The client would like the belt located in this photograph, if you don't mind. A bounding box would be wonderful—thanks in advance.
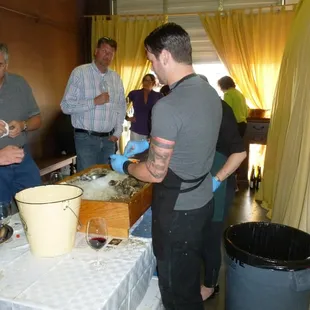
[74,128,114,137]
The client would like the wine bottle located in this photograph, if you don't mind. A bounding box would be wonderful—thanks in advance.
[256,166,262,190]
[250,165,256,190]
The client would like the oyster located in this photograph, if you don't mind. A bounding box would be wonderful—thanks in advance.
[122,177,139,187]
[109,180,119,186]
[109,176,146,198]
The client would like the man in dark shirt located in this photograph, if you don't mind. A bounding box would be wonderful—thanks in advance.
[0,43,41,203]
[198,75,247,300]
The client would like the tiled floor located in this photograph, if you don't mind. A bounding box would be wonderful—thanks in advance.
[203,184,269,310]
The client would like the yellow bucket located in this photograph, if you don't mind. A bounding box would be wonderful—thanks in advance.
[15,185,83,258]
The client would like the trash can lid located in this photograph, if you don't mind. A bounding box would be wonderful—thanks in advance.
[224,221,310,271]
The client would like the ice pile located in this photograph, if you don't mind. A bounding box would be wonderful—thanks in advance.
[67,170,128,201]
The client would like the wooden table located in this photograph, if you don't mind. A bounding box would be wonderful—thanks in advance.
[238,117,270,182]
[36,155,76,176]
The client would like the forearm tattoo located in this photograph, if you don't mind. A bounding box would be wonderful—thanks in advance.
[146,138,174,179]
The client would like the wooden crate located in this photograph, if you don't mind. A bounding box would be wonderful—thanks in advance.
[61,165,153,237]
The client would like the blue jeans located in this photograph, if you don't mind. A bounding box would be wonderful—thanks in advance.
[0,146,41,203]
[74,132,116,172]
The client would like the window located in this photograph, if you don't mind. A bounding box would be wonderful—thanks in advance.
[151,62,229,96]
[193,63,229,96]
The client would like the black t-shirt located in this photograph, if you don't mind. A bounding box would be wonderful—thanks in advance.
[217,100,245,157]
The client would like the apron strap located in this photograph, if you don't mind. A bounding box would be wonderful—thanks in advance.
[162,170,210,193]
[179,172,209,193]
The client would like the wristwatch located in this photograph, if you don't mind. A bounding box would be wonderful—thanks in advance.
[22,120,28,132]
[214,175,221,182]
[123,160,131,175]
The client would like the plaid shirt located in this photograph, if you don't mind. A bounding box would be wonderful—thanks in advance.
[60,62,126,137]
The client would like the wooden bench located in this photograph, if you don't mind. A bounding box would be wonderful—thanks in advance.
[36,155,77,176]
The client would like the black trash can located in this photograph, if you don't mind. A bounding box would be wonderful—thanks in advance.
[224,222,310,310]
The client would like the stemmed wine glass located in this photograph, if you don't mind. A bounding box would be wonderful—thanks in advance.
[86,217,108,270]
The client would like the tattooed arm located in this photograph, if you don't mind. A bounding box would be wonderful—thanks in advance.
[128,136,175,183]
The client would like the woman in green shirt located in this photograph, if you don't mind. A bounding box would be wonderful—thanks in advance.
[218,76,248,137]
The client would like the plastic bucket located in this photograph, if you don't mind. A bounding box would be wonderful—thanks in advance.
[15,184,83,258]
[224,222,310,310]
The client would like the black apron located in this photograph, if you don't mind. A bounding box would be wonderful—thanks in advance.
[151,168,209,258]
[151,73,210,258]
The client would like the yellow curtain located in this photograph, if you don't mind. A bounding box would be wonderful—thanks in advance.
[257,0,310,233]
[199,6,295,110]
[91,16,116,54]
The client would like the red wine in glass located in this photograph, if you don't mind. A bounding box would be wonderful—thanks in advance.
[89,237,107,250]
[86,217,108,270]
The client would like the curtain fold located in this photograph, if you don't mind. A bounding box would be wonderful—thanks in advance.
[114,15,166,96]
[257,0,310,233]
[199,6,295,110]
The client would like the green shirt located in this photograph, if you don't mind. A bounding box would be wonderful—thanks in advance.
[224,88,248,123]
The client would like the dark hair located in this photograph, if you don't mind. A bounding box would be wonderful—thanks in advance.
[218,76,236,90]
[160,85,170,96]
[144,23,192,65]
[143,73,156,84]
[97,37,117,51]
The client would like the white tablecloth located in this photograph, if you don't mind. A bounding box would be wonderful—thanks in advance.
[0,214,156,310]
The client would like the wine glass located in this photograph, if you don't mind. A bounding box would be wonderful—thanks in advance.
[101,79,109,93]
[86,217,108,270]
[0,201,12,227]
[49,171,63,184]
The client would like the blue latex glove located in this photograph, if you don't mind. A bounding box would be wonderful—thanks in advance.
[110,154,128,174]
[123,140,149,158]
[212,176,222,192]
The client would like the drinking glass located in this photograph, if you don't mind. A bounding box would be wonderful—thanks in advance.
[0,201,12,226]
[49,171,63,184]
[100,79,109,93]
[86,217,108,270]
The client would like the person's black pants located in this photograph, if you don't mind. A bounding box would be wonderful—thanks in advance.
[237,122,247,138]
[203,175,236,287]
[154,200,214,310]
[203,221,223,287]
